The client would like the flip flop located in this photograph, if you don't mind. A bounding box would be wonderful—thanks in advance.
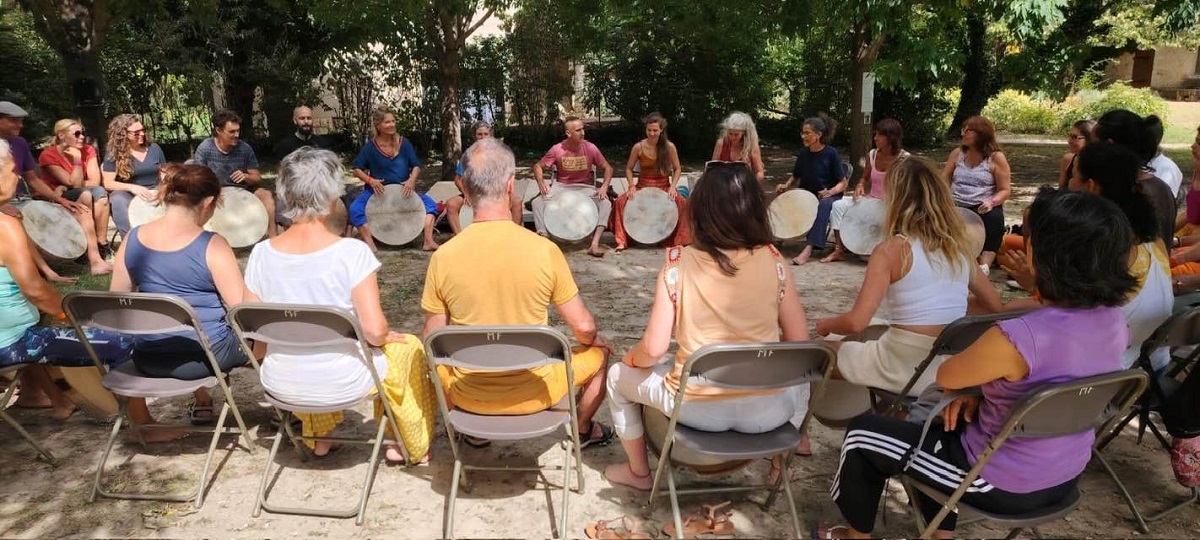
[188,401,216,426]
[663,501,735,538]
[585,515,656,539]
[579,420,616,449]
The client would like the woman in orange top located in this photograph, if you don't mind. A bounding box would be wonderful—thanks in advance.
[603,162,811,492]
[612,113,690,250]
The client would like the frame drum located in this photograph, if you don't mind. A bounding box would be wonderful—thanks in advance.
[426,181,461,203]
[127,191,166,229]
[204,187,269,248]
[840,198,888,255]
[643,405,752,476]
[622,188,679,245]
[56,366,118,417]
[459,203,474,228]
[13,200,86,260]
[326,198,349,236]
[768,189,819,240]
[543,188,599,242]
[365,184,426,246]
[958,207,987,257]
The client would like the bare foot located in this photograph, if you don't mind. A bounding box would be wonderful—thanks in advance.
[791,246,813,265]
[43,271,78,284]
[819,248,846,263]
[614,244,627,253]
[13,397,53,409]
[813,525,868,539]
[89,261,113,275]
[422,241,440,252]
[313,440,339,457]
[50,402,77,420]
[604,462,653,491]
[588,247,609,258]
[795,433,812,456]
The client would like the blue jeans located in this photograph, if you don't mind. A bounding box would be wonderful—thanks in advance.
[0,326,133,368]
[807,193,841,249]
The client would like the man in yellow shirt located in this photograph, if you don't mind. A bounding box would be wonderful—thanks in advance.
[421,137,614,447]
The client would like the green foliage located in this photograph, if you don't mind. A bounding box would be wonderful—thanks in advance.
[501,0,578,126]
[982,82,1170,135]
[0,5,70,141]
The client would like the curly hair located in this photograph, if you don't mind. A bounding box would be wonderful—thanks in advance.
[105,114,143,181]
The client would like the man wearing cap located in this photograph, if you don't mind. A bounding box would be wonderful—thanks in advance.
[0,102,98,280]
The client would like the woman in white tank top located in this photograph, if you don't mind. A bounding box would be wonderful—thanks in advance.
[816,157,1002,395]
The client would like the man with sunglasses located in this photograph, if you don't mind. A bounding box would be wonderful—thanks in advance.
[192,109,277,237]
[531,116,614,257]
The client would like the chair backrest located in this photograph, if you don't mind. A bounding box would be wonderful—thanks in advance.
[678,341,836,392]
[998,370,1148,441]
[1139,305,1200,363]
[840,160,853,182]
[62,291,202,336]
[226,303,365,349]
[423,325,572,371]
[933,310,1030,357]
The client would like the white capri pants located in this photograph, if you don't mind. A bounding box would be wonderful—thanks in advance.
[531,182,612,236]
[829,197,861,231]
[606,361,810,440]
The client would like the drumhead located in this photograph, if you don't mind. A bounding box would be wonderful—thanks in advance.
[204,187,269,248]
[54,366,118,417]
[840,198,888,255]
[365,184,426,246]
[426,181,461,203]
[768,189,819,240]
[543,188,599,242]
[127,191,166,229]
[325,198,348,236]
[460,203,474,228]
[15,200,86,260]
[623,188,679,245]
[958,207,987,257]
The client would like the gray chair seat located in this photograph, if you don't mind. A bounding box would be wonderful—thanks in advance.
[102,361,218,398]
[263,391,364,414]
[447,399,570,441]
[671,423,801,460]
[910,480,1081,528]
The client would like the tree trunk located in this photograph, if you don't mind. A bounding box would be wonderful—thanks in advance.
[63,53,106,150]
[947,7,991,138]
[438,47,462,182]
[848,26,883,185]
[222,71,257,139]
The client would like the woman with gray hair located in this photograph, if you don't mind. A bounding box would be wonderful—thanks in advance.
[776,113,848,265]
[242,147,435,462]
[712,112,765,183]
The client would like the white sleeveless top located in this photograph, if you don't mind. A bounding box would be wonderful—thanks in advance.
[886,237,971,325]
[951,151,996,206]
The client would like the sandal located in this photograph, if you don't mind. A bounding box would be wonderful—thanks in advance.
[579,420,616,449]
[663,501,735,538]
[585,515,656,539]
[811,525,850,539]
[188,401,216,425]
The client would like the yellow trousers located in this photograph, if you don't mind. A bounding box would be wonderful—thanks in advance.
[296,337,436,461]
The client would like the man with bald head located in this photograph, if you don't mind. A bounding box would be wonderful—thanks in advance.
[275,105,332,159]
[422,137,615,448]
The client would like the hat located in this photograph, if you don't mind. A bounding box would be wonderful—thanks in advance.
[0,102,28,118]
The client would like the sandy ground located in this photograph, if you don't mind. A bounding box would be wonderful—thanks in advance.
[1,145,1198,538]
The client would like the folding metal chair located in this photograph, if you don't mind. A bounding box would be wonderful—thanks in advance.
[62,291,255,508]
[869,311,1028,416]
[227,303,409,525]
[1093,305,1200,532]
[0,364,57,465]
[649,341,837,539]
[905,370,1147,539]
[424,325,585,540]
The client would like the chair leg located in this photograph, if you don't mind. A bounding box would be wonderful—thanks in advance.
[353,418,388,525]
[194,403,232,508]
[0,377,58,466]
[901,479,931,537]
[781,462,804,539]
[1096,410,1137,451]
[1145,420,1171,450]
[559,434,571,539]
[253,428,285,518]
[1146,487,1200,522]
[223,391,256,454]
[1003,528,1024,539]
[666,464,685,540]
[90,404,127,502]
[445,459,463,540]
[1093,449,1150,533]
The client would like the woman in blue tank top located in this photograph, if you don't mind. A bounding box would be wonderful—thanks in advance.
[109,163,249,442]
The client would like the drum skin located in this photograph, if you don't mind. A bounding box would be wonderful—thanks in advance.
[365,184,426,246]
[543,188,599,242]
[840,198,888,255]
[203,187,269,248]
[768,189,819,240]
[623,188,679,245]
[127,191,167,229]
[12,200,86,260]
[958,207,986,257]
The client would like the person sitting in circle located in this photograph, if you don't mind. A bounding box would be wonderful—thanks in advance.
[445,121,523,234]
[821,118,909,263]
[32,118,112,274]
[612,112,690,251]
[101,114,167,237]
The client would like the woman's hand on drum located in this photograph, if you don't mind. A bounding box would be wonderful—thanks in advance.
[851,184,865,201]
[998,250,1035,292]
[131,184,155,201]
[384,330,408,344]
[59,199,88,214]
[403,181,416,197]
[367,178,384,195]
[626,184,638,196]
[814,318,833,337]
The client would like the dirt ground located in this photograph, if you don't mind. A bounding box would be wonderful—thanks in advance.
[1,145,1198,538]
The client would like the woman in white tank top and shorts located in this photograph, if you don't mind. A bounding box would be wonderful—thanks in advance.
[816,157,1003,395]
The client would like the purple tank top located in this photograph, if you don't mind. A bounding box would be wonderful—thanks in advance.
[961,306,1128,493]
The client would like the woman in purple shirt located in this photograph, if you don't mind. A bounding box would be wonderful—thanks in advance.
[816,188,1136,539]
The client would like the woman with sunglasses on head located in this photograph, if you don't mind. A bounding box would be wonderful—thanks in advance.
[101,114,167,237]
[776,113,848,265]
[820,118,909,263]
[943,115,1011,276]
[711,112,765,183]
[31,118,111,274]
[603,161,812,496]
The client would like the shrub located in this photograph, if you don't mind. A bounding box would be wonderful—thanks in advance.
[1062,82,1171,129]
[982,90,1059,134]
[981,83,1170,135]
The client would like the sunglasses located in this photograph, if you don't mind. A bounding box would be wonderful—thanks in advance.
[72,130,87,138]
[704,160,748,171]
[129,129,146,136]
[1068,134,1086,141]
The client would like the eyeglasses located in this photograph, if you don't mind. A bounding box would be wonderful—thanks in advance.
[704,160,748,171]
[129,129,146,136]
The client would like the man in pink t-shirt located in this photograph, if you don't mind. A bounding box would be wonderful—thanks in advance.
[532,116,614,257]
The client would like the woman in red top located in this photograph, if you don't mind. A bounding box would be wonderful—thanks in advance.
[613,113,691,251]
[711,112,765,184]
[32,119,112,274]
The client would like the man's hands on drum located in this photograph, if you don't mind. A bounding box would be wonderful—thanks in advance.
[539,182,551,197]
[817,188,836,199]
[59,199,88,214]
[593,187,606,201]
[230,169,249,184]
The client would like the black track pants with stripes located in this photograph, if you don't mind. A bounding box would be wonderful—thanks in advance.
[830,414,1076,533]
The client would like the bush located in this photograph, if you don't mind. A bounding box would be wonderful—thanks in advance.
[981,83,1171,136]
